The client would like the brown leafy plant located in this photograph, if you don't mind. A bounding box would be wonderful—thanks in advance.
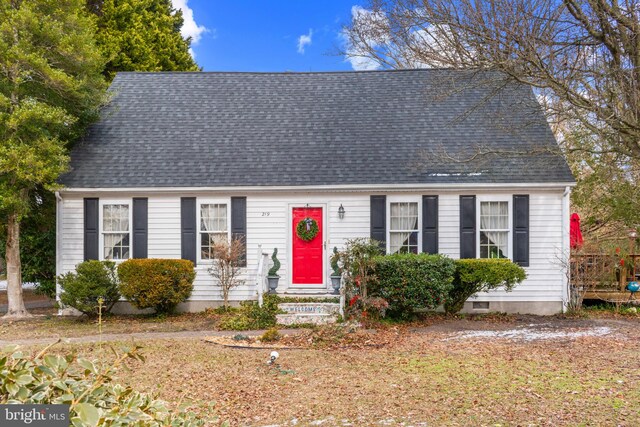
[208,237,246,310]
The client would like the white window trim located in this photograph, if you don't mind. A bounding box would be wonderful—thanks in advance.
[197,198,231,264]
[476,195,512,260]
[386,196,422,254]
[99,199,132,262]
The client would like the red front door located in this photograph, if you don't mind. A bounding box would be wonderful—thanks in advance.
[292,207,324,285]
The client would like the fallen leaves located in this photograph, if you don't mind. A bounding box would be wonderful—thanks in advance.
[8,314,640,426]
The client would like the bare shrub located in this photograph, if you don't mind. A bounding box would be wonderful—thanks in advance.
[208,238,246,309]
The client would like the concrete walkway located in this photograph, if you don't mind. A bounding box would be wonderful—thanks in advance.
[0,328,304,347]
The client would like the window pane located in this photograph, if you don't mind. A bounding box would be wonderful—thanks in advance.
[409,231,418,246]
[389,231,418,254]
[217,205,227,231]
[200,205,212,231]
[408,214,418,230]
[103,205,129,232]
[390,202,418,231]
[201,203,228,259]
[201,233,212,259]
[480,246,488,258]
[201,232,227,259]
[201,204,227,232]
[480,231,508,259]
[390,203,401,229]
[480,201,508,230]
[104,233,129,260]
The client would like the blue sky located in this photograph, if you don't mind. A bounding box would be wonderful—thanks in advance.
[172,0,366,72]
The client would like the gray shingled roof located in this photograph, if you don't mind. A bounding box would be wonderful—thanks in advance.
[60,69,574,188]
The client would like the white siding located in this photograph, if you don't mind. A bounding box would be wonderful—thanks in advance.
[438,194,460,258]
[147,197,181,259]
[57,188,566,307]
[437,190,565,302]
[244,194,370,297]
[58,192,370,302]
[60,196,84,274]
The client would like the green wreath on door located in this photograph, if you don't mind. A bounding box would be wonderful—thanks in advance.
[296,218,319,241]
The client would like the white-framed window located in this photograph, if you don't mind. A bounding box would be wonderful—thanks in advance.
[199,201,229,261]
[388,199,420,254]
[101,203,131,260]
[479,200,510,259]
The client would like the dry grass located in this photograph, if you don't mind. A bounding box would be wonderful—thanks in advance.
[0,311,225,340]
[25,321,640,427]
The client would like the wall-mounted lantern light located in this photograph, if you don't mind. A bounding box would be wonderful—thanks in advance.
[338,204,345,220]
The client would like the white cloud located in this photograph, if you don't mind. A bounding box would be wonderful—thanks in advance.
[346,54,380,71]
[171,0,208,44]
[343,6,385,71]
[297,29,313,54]
[344,5,475,70]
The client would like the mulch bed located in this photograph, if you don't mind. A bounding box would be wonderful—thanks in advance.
[205,324,408,350]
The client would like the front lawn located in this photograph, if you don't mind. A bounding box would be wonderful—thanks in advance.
[15,317,640,426]
[0,311,225,340]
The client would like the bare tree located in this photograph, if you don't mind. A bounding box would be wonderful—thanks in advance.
[343,0,640,231]
[207,238,246,310]
[344,0,639,155]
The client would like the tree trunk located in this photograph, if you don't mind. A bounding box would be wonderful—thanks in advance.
[4,213,30,318]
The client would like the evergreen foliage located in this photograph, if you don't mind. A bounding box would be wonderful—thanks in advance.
[0,0,107,317]
[444,259,526,314]
[91,0,200,81]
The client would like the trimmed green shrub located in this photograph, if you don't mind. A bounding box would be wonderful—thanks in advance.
[218,294,283,330]
[268,248,281,276]
[118,259,195,314]
[58,260,120,316]
[0,344,209,425]
[445,259,527,314]
[370,253,456,319]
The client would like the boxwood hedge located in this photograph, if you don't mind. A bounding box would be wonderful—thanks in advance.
[370,253,456,319]
[117,259,195,314]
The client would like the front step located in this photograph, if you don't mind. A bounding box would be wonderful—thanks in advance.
[276,302,340,326]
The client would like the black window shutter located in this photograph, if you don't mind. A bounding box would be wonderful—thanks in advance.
[513,195,530,267]
[84,198,99,261]
[231,197,247,267]
[132,198,148,259]
[370,195,386,253]
[181,197,197,266]
[460,195,476,259]
[422,195,438,254]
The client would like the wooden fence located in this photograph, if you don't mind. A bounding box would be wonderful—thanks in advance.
[571,253,639,300]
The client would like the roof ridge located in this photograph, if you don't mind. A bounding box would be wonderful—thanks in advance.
[114,68,484,76]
